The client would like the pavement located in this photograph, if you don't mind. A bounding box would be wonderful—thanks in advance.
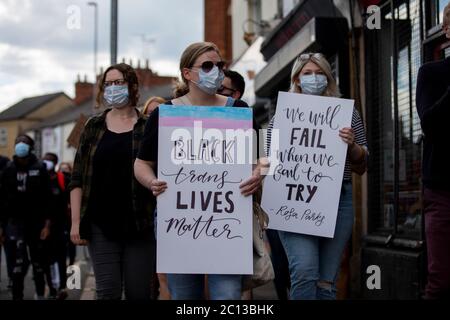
[1,245,278,300]
[0,246,90,300]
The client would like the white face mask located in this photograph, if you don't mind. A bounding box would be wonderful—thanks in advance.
[103,84,130,108]
[190,66,225,95]
[43,160,55,171]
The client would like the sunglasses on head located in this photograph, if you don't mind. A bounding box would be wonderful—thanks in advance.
[192,61,226,73]
[298,52,324,60]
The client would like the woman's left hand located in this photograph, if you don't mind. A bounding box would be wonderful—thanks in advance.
[339,127,355,148]
[240,168,262,197]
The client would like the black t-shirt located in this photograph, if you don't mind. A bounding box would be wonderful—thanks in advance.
[48,172,69,229]
[137,99,261,163]
[416,57,450,191]
[87,129,136,239]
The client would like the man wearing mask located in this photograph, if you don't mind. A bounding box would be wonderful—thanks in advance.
[416,3,450,300]
[42,152,69,299]
[217,69,246,100]
[0,135,52,300]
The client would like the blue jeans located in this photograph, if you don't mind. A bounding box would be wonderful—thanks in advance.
[278,181,354,300]
[167,273,242,300]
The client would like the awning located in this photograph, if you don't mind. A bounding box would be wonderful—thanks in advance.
[254,17,349,98]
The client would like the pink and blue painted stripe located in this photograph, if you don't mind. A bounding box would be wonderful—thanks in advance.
[159,105,253,129]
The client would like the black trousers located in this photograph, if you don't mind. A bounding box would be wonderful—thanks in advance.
[88,223,156,300]
[6,223,49,300]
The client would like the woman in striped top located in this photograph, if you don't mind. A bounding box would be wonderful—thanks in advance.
[267,52,368,300]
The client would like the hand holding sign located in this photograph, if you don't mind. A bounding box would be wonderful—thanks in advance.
[339,127,355,146]
[240,167,262,196]
[150,179,167,196]
[261,92,354,238]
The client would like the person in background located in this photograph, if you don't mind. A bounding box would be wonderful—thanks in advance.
[142,96,169,299]
[217,69,246,100]
[218,69,290,300]
[142,96,166,116]
[415,2,450,300]
[134,42,264,300]
[0,155,11,287]
[267,52,368,300]
[58,162,76,266]
[69,63,156,300]
[42,152,69,300]
[59,162,72,175]
[0,135,52,300]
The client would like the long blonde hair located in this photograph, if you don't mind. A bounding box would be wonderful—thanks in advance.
[142,96,165,115]
[289,52,340,97]
[173,42,222,98]
[444,2,450,27]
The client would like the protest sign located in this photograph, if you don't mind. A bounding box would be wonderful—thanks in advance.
[261,92,354,238]
[157,105,254,274]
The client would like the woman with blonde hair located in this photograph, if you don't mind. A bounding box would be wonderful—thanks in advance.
[134,42,263,300]
[142,96,166,116]
[142,94,168,299]
[266,52,369,300]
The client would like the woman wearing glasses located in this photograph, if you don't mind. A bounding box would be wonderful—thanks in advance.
[134,42,263,300]
[267,53,368,300]
[69,63,156,300]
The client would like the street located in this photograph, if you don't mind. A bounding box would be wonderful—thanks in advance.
[0,246,277,300]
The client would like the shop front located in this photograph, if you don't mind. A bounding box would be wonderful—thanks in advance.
[361,0,449,299]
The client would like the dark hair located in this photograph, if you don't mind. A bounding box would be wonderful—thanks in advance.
[44,152,58,164]
[15,134,35,149]
[96,63,140,107]
[224,70,245,98]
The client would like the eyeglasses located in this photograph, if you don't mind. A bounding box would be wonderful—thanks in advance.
[217,85,236,97]
[103,79,126,88]
[298,53,324,60]
[192,61,226,73]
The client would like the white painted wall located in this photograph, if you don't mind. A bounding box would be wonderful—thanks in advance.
[231,0,279,61]
[282,0,300,17]
[231,0,249,60]
[61,122,76,164]
[34,122,76,165]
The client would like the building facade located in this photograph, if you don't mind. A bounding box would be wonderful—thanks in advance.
[0,92,73,158]
[206,0,450,299]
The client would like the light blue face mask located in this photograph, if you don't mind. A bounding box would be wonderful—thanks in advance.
[299,74,328,95]
[15,142,31,158]
[43,160,55,171]
[103,84,130,108]
[191,65,225,95]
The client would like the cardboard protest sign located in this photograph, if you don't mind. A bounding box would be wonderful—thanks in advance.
[157,105,254,274]
[261,92,354,238]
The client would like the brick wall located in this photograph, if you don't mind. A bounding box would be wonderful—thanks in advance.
[204,0,232,63]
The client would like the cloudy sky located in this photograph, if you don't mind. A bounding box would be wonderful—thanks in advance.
[0,0,204,112]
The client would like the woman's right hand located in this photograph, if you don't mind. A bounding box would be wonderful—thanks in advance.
[70,223,88,246]
[150,179,167,196]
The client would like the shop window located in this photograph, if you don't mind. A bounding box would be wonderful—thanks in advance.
[365,0,423,240]
[438,0,449,24]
